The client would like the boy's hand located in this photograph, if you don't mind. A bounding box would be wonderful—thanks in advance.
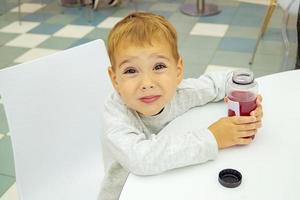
[209,95,263,149]
[250,95,263,122]
[209,116,261,149]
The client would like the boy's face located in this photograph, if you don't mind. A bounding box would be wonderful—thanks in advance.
[108,40,184,116]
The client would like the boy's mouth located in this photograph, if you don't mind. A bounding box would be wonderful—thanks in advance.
[139,95,161,103]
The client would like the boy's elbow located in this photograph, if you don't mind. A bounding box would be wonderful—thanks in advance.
[124,155,163,176]
[126,162,161,176]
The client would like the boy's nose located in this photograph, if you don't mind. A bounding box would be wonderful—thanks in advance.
[142,85,154,90]
[140,74,155,90]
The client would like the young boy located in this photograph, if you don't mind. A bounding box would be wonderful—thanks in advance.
[99,12,263,200]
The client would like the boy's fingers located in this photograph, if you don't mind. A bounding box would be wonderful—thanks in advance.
[257,95,263,101]
[224,96,228,103]
[239,130,257,138]
[250,106,263,118]
[256,95,263,105]
[238,122,262,131]
[236,137,253,145]
[233,116,257,124]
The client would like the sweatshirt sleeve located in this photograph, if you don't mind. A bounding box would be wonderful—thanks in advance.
[103,96,218,176]
[179,71,231,106]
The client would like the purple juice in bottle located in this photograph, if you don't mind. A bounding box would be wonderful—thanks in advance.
[226,70,258,139]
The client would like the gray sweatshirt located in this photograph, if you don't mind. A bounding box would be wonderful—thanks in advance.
[98,71,229,200]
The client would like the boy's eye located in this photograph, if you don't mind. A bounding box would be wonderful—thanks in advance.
[124,68,137,74]
[154,63,167,71]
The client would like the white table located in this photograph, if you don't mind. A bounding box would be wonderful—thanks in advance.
[119,70,300,200]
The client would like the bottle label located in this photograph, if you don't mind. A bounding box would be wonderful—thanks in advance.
[228,99,240,116]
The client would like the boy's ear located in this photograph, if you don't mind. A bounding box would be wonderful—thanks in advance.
[176,57,184,84]
[108,66,119,92]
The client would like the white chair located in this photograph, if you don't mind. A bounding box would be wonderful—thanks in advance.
[0,39,112,200]
[249,0,300,68]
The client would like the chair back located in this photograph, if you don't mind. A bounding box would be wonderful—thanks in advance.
[0,39,112,200]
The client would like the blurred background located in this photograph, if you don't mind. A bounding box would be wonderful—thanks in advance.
[0,0,299,198]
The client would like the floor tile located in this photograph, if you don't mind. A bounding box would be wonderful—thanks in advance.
[149,2,179,12]
[84,28,110,41]
[53,25,94,38]
[190,23,229,37]
[97,16,123,28]
[60,6,89,15]
[198,6,237,24]
[253,69,277,78]
[0,183,18,200]
[251,53,284,71]
[0,32,19,46]
[94,6,119,16]
[263,27,283,42]
[225,25,260,39]
[0,46,29,69]
[215,0,240,7]
[70,12,107,26]
[283,52,298,71]
[0,62,17,70]
[287,29,298,43]
[287,14,298,30]
[238,2,266,17]
[168,12,199,25]
[231,14,263,27]
[5,33,50,48]
[0,136,15,177]
[0,21,40,34]
[111,8,135,17]
[0,104,9,135]
[238,0,269,5]
[22,12,54,22]
[210,50,252,68]
[14,48,59,63]
[183,61,207,78]
[0,175,15,197]
[0,20,13,30]
[150,10,173,19]
[70,37,95,48]
[168,12,198,35]
[10,3,46,13]
[138,0,157,2]
[38,36,77,50]
[180,35,221,50]
[133,1,154,11]
[268,8,283,29]
[257,40,285,55]
[219,37,256,53]
[41,2,65,15]
[205,64,242,74]
[45,14,78,24]
[180,46,215,65]
[263,28,297,43]
[28,23,64,35]
[177,32,188,46]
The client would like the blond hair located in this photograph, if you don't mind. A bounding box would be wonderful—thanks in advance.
[107,12,179,68]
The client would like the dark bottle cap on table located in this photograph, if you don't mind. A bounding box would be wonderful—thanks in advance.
[218,168,242,188]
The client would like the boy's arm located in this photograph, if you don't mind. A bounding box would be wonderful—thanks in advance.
[104,98,218,176]
[180,71,231,106]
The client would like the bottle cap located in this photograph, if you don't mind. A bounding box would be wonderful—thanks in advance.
[232,70,254,85]
[218,168,242,188]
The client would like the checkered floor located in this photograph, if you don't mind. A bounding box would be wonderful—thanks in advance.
[0,0,298,198]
